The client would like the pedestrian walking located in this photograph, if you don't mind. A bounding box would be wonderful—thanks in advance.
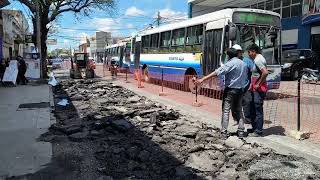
[246,44,269,137]
[231,44,253,125]
[0,59,6,84]
[196,48,249,139]
[17,56,28,85]
[5,58,9,67]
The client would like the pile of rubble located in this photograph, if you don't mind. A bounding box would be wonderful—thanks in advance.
[43,79,320,180]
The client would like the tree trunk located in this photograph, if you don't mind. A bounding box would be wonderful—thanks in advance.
[41,26,49,79]
[32,13,49,78]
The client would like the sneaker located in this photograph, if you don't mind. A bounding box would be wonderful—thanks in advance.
[248,132,263,137]
[247,129,255,134]
[237,131,245,139]
[221,131,228,140]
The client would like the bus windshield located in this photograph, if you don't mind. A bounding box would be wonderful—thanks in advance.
[234,25,280,65]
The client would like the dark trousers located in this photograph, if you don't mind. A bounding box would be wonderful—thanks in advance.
[243,91,266,134]
[17,71,28,84]
[221,88,245,132]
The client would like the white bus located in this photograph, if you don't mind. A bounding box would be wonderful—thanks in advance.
[131,8,282,91]
[105,40,131,69]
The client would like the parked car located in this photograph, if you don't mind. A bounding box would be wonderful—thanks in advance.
[52,58,63,69]
[281,49,318,80]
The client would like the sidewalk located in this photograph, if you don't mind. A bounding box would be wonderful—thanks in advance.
[0,84,53,178]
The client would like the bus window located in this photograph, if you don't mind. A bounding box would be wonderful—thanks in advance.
[142,35,150,53]
[172,28,185,46]
[171,28,186,53]
[131,38,136,54]
[235,26,281,65]
[114,47,116,56]
[160,31,171,53]
[186,25,203,53]
[150,33,159,53]
[203,29,223,75]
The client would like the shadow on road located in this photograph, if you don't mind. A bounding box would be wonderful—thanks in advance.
[8,80,206,180]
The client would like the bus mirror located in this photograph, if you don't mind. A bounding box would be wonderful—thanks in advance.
[228,25,237,41]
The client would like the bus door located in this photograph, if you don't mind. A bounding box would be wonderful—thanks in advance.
[203,28,223,76]
[119,46,124,68]
[134,37,141,69]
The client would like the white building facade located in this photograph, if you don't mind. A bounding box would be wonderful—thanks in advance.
[0,10,29,60]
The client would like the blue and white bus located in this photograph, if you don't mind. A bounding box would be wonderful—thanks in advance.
[130,8,282,91]
[105,39,131,69]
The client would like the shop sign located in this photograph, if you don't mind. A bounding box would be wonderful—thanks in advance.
[303,0,320,17]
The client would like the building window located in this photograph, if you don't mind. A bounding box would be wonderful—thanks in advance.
[263,0,302,19]
[283,0,291,7]
[258,2,265,10]
[274,0,281,9]
[291,3,302,17]
[282,6,291,18]
[251,3,258,9]
[266,0,273,10]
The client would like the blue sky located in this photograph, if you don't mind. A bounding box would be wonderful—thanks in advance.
[6,0,188,51]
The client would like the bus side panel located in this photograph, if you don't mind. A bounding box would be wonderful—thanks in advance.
[139,53,202,83]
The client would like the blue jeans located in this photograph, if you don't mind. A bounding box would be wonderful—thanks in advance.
[243,91,266,134]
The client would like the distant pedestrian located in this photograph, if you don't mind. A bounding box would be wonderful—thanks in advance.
[17,56,28,85]
[196,48,249,139]
[5,58,9,67]
[246,44,269,137]
[231,44,253,125]
[0,59,6,84]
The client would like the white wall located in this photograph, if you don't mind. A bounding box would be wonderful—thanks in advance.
[282,29,299,45]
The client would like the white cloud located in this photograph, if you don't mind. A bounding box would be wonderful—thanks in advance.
[125,6,147,16]
[127,23,134,29]
[156,8,187,20]
[89,18,120,32]
[61,29,77,33]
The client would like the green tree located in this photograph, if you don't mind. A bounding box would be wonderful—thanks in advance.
[17,0,115,77]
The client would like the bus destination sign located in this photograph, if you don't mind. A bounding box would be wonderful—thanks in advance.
[233,12,281,27]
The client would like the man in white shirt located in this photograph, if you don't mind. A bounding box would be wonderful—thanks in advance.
[247,44,269,137]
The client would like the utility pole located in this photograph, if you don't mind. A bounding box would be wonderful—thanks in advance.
[157,11,161,26]
[36,1,43,79]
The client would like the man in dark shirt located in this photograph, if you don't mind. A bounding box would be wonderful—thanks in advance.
[17,56,28,85]
[0,59,6,84]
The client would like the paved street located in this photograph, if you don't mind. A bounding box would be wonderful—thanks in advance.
[3,0,320,178]
[0,84,53,178]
